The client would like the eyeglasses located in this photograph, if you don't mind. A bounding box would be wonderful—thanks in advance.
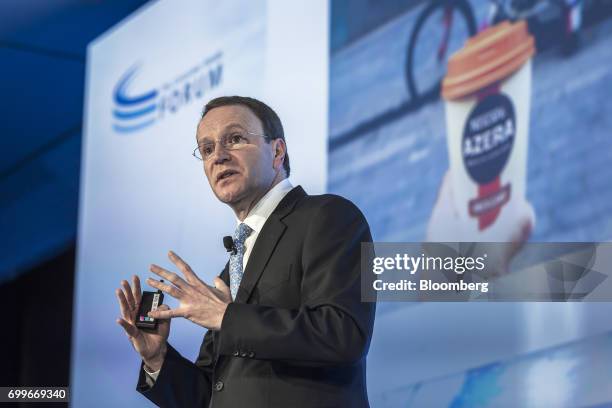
[193,131,266,161]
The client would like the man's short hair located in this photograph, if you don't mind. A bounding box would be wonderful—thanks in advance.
[201,96,290,177]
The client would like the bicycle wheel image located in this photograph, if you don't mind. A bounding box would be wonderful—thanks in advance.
[405,0,477,105]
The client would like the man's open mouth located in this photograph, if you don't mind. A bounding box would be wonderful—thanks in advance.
[217,170,238,182]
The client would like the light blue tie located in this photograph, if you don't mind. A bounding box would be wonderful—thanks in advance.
[229,223,253,300]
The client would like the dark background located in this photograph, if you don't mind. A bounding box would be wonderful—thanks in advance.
[0,1,149,403]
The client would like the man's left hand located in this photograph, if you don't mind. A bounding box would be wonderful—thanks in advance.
[146,250,231,330]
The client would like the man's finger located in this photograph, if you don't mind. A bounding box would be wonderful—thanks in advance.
[121,280,137,309]
[148,307,182,320]
[116,317,139,338]
[147,277,183,299]
[132,275,142,306]
[214,277,231,298]
[155,304,172,326]
[168,251,205,285]
[116,288,133,321]
[149,264,189,290]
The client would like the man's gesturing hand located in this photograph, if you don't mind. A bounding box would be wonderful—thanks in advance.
[146,251,232,331]
[116,275,170,372]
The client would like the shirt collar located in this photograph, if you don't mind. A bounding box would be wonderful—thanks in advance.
[239,178,293,234]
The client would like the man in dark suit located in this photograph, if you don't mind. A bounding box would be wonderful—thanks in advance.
[115,96,375,407]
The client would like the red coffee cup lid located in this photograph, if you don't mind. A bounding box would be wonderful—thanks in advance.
[442,21,535,100]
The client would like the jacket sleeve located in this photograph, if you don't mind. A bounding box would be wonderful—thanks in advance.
[217,197,375,366]
[136,332,215,407]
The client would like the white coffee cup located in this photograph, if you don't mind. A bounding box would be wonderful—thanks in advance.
[442,21,535,241]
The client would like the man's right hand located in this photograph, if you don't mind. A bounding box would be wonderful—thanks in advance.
[116,275,171,372]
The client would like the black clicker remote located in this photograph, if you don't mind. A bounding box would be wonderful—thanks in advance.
[135,282,164,330]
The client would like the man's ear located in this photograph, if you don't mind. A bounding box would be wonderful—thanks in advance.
[273,139,286,169]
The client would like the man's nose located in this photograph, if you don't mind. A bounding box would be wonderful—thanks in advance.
[210,141,230,164]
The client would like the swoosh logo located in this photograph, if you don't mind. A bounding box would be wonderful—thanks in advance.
[112,65,158,133]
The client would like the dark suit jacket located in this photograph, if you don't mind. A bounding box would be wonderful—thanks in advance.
[137,186,375,407]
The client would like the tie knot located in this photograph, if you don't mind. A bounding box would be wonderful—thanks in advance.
[233,223,253,246]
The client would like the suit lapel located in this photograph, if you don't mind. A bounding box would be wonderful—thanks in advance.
[234,186,306,303]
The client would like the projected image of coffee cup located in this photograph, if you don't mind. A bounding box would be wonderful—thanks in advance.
[442,21,535,241]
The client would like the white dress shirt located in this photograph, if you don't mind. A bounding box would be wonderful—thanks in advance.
[240,178,293,268]
[144,178,294,383]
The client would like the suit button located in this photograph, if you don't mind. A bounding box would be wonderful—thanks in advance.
[248,351,255,358]
[213,380,224,392]
[232,350,239,357]
[240,351,248,358]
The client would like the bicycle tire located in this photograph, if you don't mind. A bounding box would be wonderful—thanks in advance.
[405,0,477,104]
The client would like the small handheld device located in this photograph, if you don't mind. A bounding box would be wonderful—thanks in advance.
[135,281,164,330]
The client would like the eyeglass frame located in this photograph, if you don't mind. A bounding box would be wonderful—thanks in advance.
[192,130,268,161]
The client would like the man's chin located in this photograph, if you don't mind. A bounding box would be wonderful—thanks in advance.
[214,186,245,204]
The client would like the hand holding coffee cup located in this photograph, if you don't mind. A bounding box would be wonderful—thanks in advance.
[426,170,535,277]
